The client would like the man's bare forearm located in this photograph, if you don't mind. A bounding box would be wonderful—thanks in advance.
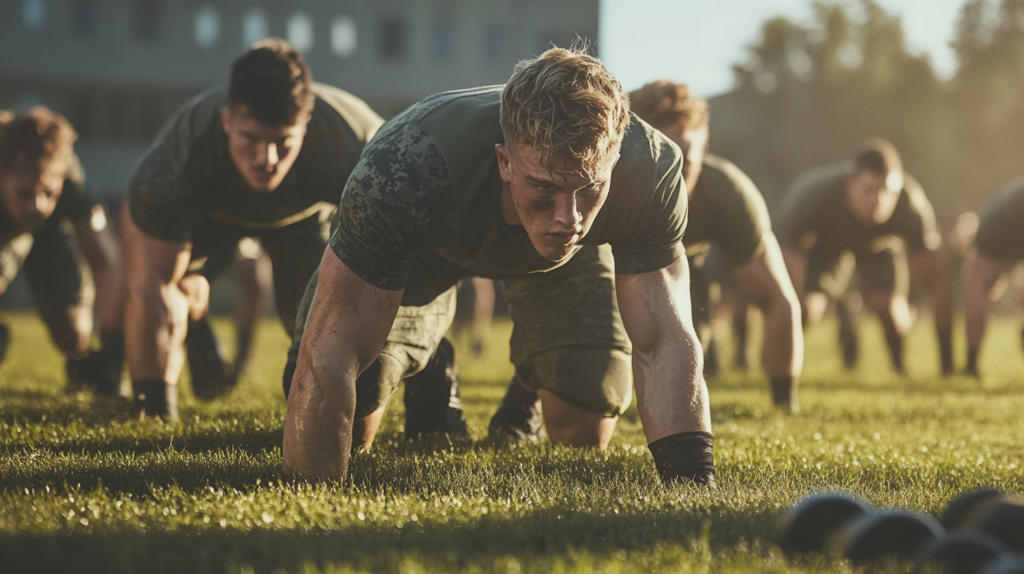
[631,330,711,444]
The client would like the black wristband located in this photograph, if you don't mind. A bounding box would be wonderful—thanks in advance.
[132,379,177,421]
[938,328,953,375]
[770,376,800,413]
[282,359,297,399]
[648,431,716,487]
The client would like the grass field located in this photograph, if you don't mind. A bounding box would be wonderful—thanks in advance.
[1,310,1023,573]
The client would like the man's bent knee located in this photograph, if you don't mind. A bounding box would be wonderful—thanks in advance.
[539,390,617,449]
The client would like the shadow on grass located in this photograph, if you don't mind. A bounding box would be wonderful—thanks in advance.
[0,504,773,574]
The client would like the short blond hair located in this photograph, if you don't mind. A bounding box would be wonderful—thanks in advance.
[500,47,629,175]
[0,106,77,178]
[629,80,709,132]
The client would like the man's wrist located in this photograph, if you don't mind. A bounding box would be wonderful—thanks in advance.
[648,431,716,487]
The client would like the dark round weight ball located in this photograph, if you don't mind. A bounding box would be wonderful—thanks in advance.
[967,499,1024,553]
[775,492,873,557]
[942,489,1005,531]
[842,511,943,565]
[913,532,1010,574]
[977,557,1024,574]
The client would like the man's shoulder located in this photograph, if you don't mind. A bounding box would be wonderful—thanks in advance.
[789,162,849,198]
[698,154,758,195]
[391,86,504,143]
[309,83,384,143]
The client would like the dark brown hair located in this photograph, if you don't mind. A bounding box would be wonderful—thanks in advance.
[853,138,902,177]
[229,38,314,126]
[0,106,77,177]
[629,80,709,132]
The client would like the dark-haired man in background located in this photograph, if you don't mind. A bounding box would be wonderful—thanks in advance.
[0,107,124,394]
[123,39,404,421]
[776,140,953,374]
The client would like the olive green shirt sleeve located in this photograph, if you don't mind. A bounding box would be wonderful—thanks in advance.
[602,122,688,275]
[127,95,214,243]
[775,170,832,251]
[974,177,1024,263]
[892,173,941,254]
[695,156,771,266]
[53,153,98,226]
[329,123,460,290]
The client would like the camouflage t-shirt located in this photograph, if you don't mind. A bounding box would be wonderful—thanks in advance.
[776,163,941,258]
[683,153,771,265]
[128,83,383,243]
[974,176,1024,263]
[329,86,688,292]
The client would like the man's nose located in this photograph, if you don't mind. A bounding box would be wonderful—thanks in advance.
[553,193,581,228]
[255,143,279,167]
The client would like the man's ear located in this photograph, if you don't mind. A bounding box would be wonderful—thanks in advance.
[495,143,512,183]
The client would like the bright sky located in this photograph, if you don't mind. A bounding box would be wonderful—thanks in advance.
[599,0,967,97]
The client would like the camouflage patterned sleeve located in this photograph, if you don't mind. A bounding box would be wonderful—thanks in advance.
[127,100,211,244]
[606,128,688,275]
[897,173,941,254]
[329,122,460,291]
[973,177,1024,263]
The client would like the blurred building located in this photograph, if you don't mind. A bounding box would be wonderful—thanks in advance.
[1,0,599,199]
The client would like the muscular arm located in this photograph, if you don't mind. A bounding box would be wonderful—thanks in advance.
[74,206,124,335]
[283,250,403,479]
[733,233,803,380]
[121,208,193,383]
[963,251,1006,373]
[616,256,710,444]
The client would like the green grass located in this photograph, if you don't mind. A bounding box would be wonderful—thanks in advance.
[1,310,1023,573]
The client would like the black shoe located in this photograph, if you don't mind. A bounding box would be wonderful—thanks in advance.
[186,317,235,401]
[132,379,178,422]
[488,377,542,443]
[66,350,122,396]
[404,338,469,439]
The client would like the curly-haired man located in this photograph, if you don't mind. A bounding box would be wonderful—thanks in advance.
[0,107,124,393]
[284,48,715,486]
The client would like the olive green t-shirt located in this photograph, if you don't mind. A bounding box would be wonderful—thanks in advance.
[128,83,383,242]
[329,86,688,292]
[975,176,1024,263]
[776,163,940,257]
[683,153,770,265]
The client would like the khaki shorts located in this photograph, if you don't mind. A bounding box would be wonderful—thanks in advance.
[288,244,634,418]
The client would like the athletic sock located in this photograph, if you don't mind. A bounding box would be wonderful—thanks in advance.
[839,315,859,369]
[937,328,953,375]
[886,334,905,374]
[97,331,126,396]
[966,347,980,377]
[648,431,716,487]
[0,323,9,364]
[770,376,800,413]
[132,380,177,421]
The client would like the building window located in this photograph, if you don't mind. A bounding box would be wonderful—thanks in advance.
[133,1,161,43]
[331,16,357,57]
[242,8,269,48]
[431,22,455,62]
[287,12,313,52]
[71,0,97,37]
[194,5,220,48]
[483,27,507,62]
[22,0,46,31]
[378,17,407,61]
